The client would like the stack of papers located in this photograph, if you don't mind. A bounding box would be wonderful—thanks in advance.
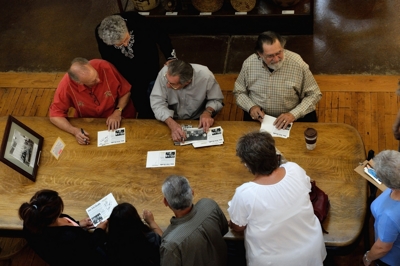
[260,115,292,138]
[174,125,224,148]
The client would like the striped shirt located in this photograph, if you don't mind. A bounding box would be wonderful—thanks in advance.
[233,50,322,119]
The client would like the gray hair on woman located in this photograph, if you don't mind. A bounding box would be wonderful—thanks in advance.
[236,131,279,176]
[167,60,193,84]
[162,175,193,210]
[374,150,400,189]
[98,15,128,45]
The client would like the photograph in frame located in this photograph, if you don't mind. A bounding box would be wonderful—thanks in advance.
[0,116,44,181]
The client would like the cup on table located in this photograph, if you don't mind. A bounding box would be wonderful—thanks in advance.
[304,128,317,150]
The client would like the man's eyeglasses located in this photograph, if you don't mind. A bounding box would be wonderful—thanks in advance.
[163,73,181,90]
[263,50,283,60]
[88,89,100,106]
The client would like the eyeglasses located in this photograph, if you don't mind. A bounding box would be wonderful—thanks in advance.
[114,33,130,47]
[87,89,100,106]
[262,50,283,60]
[163,73,181,90]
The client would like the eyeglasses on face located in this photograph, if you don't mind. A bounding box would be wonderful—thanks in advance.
[163,73,181,90]
[263,50,283,60]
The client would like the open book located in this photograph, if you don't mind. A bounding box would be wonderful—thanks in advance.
[86,193,118,226]
[174,125,224,148]
[260,115,292,138]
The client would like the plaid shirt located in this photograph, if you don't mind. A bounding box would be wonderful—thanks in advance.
[233,50,322,119]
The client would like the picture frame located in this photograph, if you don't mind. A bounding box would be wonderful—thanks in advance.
[0,116,44,181]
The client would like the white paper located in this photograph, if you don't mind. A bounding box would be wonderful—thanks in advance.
[146,150,176,168]
[192,126,224,148]
[86,193,118,226]
[260,115,292,138]
[50,137,66,160]
[97,128,126,147]
[174,125,224,147]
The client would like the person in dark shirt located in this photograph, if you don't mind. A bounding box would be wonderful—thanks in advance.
[107,203,163,266]
[18,189,108,266]
[96,12,177,119]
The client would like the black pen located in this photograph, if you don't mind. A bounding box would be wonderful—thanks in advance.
[81,128,88,143]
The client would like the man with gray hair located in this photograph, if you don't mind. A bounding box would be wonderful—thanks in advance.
[234,31,322,129]
[160,175,228,266]
[96,12,177,119]
[150,60,224,142]
[49,57,136,145]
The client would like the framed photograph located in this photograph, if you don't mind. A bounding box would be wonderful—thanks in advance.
[0,116,44,181]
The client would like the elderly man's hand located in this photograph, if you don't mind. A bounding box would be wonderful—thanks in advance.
[106,111,122,131]
[249,106,265,122]
[198,112,214,132]
[274,113,295,129]
[166,118,186,143]
[74,127,90,145]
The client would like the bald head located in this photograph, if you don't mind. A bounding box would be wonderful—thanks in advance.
[67,58,99,87]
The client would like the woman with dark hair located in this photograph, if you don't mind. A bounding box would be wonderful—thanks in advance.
[18,189,108,266]
[363,150,400,266]
[227,131,326,265]
[107,203,162,266]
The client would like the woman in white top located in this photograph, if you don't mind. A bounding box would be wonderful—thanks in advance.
[228,131,326,266]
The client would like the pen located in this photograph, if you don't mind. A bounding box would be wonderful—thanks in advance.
[81,128,87,144]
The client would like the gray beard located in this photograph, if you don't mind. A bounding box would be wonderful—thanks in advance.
[267,57,284,71]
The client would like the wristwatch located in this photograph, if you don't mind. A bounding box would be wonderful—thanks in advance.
[115,107,123,112]
[204,109,213,116]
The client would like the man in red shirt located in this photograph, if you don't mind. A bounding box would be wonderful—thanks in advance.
[49,57,136,145]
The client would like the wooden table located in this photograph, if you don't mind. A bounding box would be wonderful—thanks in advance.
[0,117,366,249]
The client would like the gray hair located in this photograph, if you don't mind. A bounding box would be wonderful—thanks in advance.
[374,150,400,189]
[167,60,193,84]
[68,57,89,82]
[255,31,286,54]
[162,175,193,210]
[98,15,128,45]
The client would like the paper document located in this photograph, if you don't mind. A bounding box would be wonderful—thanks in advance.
[192,126,224,148]
[97,128,126,147]
[260,115,292,138]
[86,193,118,227]
[146,150,176,168]
[174,125,224,147]
[50,137,66,160]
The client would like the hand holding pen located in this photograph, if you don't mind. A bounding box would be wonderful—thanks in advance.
[79,128,90,145]
[249,106,265,122]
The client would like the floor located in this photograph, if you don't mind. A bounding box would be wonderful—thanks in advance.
[0,0,398,265]
[0,0,400,75]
